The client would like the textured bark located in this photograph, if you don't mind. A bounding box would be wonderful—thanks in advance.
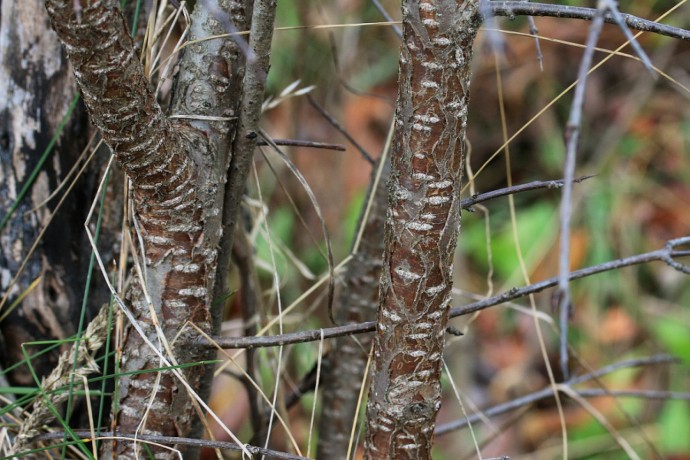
[0,0,97,386]
[214,0,276,309]
[363,1,481,459]
[167,0,253,450]
[169,0,251,262]
[42,1,247,458]
[317,160,389,459]
[209,0,277,445]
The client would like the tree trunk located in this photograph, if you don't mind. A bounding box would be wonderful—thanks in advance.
[363,1,481,458]
[317,159,390,459]
[0,0,104,387]
[42,1,264,457]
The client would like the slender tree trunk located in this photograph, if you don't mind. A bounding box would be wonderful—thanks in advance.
[363,1,481,458]
[317,159,390,459]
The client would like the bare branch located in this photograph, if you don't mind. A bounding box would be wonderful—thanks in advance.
[197,239,689,350]
[489,1,690,42]
[574,389,690,400]
[435,354,681,436]
[557,2,606,381]
[32,431,310,460]
[600,0,654,73]
[520,0,544,70]
[257,138,346,151]
[214,0,278,312]
[307,95,376,165]
[460,175,594,210]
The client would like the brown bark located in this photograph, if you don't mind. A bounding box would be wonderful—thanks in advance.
[166,0,253,450]
[363,1,481,459]
[214,0,276,307]
[41,1,249,458]
[317,160,389,459]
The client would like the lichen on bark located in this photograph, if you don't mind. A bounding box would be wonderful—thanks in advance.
[363,1,481,458]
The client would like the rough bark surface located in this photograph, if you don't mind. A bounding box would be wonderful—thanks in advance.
[363,1,480,458]
[0,0,96,385]
[42,1,246,457]
[214,0,276,311]
[317,161,389,460]
[167,0,252,449]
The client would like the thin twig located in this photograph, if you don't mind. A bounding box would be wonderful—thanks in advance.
[489,1,690,42]
[574,389,690,400]
[214,0,277,318]
[558,3,606,381]
[256,138,346,151]
[198,239,689,349]
[520,0,544,70]
[460,175,594,210]
[435,354,680,436]
[601,0,654,74]
[307,95,376,165]
[32,431,310,460]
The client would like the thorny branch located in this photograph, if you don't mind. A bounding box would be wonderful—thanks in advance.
[556,0,657,381]
[461,175,593,211]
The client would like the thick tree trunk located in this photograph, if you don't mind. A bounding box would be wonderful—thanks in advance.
[363,1,481,458]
